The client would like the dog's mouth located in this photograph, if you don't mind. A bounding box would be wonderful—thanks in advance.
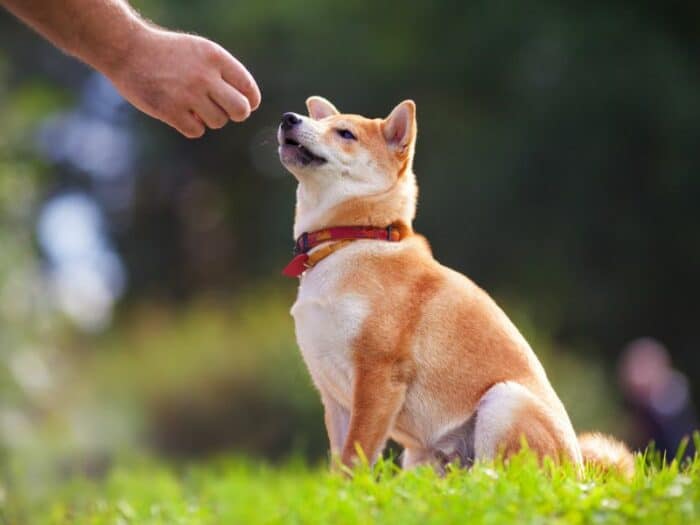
[280,138,327,166]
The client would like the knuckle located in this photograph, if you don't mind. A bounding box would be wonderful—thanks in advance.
[201,41,222,63]
[188,72,208,90]
[207,48,222,64]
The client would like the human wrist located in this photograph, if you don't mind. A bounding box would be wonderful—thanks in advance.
[88,13,153,80]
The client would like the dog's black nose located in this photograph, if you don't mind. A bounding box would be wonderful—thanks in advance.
[281,112,301,130]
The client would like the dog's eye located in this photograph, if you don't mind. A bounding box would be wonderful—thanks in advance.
[336,129,357,140]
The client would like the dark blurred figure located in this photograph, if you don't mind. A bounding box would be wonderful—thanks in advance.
[619,338,697,459]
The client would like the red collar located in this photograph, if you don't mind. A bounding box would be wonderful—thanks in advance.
[282,225,402,278]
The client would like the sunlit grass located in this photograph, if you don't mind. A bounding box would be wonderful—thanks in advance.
[5,444,700,525]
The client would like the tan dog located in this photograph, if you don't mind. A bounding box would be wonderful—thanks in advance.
[277,97,633,476]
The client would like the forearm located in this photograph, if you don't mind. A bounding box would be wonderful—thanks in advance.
[3,0,261,135]
[2,0,149,74]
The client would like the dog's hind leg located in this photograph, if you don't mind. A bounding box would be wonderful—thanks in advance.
[473,381,581,465]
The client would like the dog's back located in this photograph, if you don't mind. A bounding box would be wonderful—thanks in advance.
[279,96,632,474]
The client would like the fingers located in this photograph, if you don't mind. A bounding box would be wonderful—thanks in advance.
[192,95,230,130]
[218,53,261,111]
[175,84,249,138]
[168,38,261,137]
[191,112,205,127]
[174,111,206,139]
[209,80,251,122]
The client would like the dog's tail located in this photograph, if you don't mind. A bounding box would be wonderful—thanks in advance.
[578,432,635,478]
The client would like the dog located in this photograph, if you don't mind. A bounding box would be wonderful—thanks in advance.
[277,96,633,476]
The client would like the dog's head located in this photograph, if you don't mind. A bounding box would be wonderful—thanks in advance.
[278,97,418,236]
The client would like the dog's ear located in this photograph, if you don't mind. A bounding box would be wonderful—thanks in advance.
[306,96,340,120]
[382,100,416,153]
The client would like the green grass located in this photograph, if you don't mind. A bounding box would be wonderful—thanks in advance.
[5,449,700,525]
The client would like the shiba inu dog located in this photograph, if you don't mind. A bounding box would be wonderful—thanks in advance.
[277,96,633,476]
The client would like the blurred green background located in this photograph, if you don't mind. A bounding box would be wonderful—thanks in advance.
[1,0,699,492]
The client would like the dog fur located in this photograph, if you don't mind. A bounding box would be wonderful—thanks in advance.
[277,96,633,476]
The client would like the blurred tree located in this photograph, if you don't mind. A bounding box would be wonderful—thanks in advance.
[0,51,72,462]
[1,0,699,459]
[121,0,700,366]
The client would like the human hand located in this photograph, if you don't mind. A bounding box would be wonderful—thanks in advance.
[107,26,261,138]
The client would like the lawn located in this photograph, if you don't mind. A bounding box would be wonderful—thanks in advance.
[5,446,700,525]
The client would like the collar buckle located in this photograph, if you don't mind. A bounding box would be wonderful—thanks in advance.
[294,232,309,255]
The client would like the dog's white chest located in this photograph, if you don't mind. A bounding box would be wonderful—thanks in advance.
[290,262,368,407]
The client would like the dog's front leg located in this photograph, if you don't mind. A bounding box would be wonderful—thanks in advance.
[341,362,408,468]
[320,389,349,459]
